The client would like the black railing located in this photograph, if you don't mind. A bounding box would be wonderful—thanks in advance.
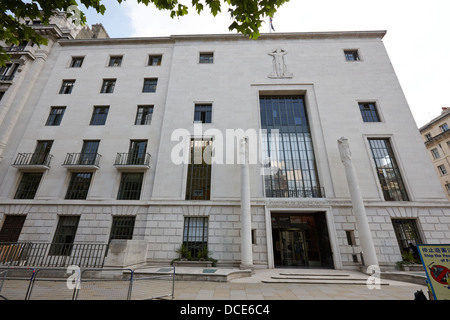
[12,152,53,167]
[265,186,325,198]
[63,153,101,167]
[3,46,26,52]
[0,75,14,81]
[0,242,108,268]
[114,152,151,166]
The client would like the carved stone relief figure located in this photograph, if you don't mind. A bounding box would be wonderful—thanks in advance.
[268,48,293,78]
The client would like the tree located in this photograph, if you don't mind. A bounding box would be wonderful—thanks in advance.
[0,0,289,66]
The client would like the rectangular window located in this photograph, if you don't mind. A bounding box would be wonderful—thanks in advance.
[14,172,43,199]
[344,50,360,61]
[65,172,93,200]
[135,105,153,125]
[424,133,432,141]
[79,140,100,165]
[185,138,212,200]
[260,95,323,198]
[0,92,5,101]
[101,79,116,93]
[439,123,449,132]
[90,106,109,125]
[128,140,148,165]
[45,107,66,126]
[30,140,53,165]
[431,148,440,159]
[183,217,208,257]
[368,138,409,201]
[199,52,214,64]
[194,104,212,123]
[117,172,144,200]
[59,80,75,94]
[108,55,123,67]
[392,219,423,257]
[0,63,19,80]
[109,216,136,242]
[0,215,26,243]
[438,164,447,176]
[49,216,80,256]
[70,57,84,68]
[142,78,157,93]
[359,102,381,122]
[148,55,162,66]
[446,183,450,194]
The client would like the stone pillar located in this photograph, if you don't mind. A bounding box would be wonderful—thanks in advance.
[240,138,253,270]
[337,137,378,267]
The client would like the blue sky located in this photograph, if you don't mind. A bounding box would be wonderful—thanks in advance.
[81,0,450,128]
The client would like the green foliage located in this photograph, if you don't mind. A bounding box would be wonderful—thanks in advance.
[1,0,289,65]
[172,244,217,266]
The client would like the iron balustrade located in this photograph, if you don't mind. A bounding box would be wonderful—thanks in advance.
[63,153,102,167]
[0,75,14,81]
[3,46,26,52]
[0,242,108,268]
[12,152,53,167]
[265,186,325,198]
[114,152,151,166]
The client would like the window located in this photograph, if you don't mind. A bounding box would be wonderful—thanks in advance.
[148,55,162,66]
[79,140,100,165]
[183,217,208,257]
[368,139,409,201]
[345,230,356,246]
[142,78,157,93]
[439,123,449,132]
[0,91,5,101]
[59,80,75,94]
[0,63,19,80]
[260,95,323,198]
[135,105,153,125]
[199,52,214,64]
[445,183,450,194]
[45,107,66,126]
[0,215,26,243]
[70,57,84,68]
[49,216,80,256]
[65,172,93,199]
[30,140,53,165]
[109,216,135,241]
[359,102,381,122]
[128,140,148,165]
[194,104,212,123]
[424,133,432,141]
[14,172,43,199]
[90,106,109,125]
[431,148,440,159]
[438,164,447,176]
[344,50,360,61]
[101,79,116,93]
[108,55,123,67]
[117,172,144,200]
[392,219,423,257]
[185,138,212,200]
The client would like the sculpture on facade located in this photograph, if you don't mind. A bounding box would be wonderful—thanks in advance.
[268,48,293,78]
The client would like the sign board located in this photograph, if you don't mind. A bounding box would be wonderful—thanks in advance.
[417,244,450,300]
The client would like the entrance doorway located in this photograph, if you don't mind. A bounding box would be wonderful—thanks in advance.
[271,212,333,268]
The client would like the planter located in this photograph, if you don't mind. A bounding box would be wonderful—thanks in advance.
[398,264,424,272]
[173,260,213,267]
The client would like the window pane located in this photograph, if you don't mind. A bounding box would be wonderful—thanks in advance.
[142,78,157,92]
[90,106,109,125]
[199,53,214,63]
[185,139,212,200]
[392,219,422,258]
[101,79,116,93]
[109,216,135,241]
[14,172,43,199]
[117,173,144,200]
[45,107,66,126]
[183,217,208,257]
[0,215,26,243]
[108,56,122,67]
[359,103,380,122]
[148,55,162,66]
[70,57,84,68]
[135,105,153,125]
[65,172,93,199]
[59,80,75,94]
[49,216,80,256]
[194,104,212,123]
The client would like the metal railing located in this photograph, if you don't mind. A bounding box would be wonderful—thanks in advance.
[0,266,175,300]
[114,152,151,166]
[265,186,326,198]
[3,46,26,52]
[63,153,102,167]
[12,152,53,167]
[0,75,14,81]
[0,242,108,268]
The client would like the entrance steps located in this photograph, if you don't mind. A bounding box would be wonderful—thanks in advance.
[261,271,390,285]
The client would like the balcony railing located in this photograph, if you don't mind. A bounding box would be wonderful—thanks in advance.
[0,75,14,81]
[3,46,26,52]
[11,152,53,169]
[265,186,326,198]
[114,152,151,169]
[62,153,102,169]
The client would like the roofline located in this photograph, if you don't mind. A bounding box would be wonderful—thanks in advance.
[419,109,450,132]
[59,30,387,46]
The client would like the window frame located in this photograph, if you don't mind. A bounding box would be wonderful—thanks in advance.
[65,172,93,200]
[438,164,448,176]
[142,78,158,93]
[148,54,162,66]
[14,172,44,199]
[70,57,84,68]
[117,172,144,200]
[49,215,80,256]
[199,52,214,64]
[185,138,212,200]
[100,79,116,94]
[358,102,381,122]
[183,217,209,257]
[89,106,109,126]
[45,106,66,126]
[108,55,123,67]
[59,80,75,94]
[194,104,212,123]
[109,216,136,242]
[344,49,360,61]
[135,105,154,125]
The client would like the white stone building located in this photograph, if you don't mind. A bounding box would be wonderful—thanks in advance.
[0,13,448,270]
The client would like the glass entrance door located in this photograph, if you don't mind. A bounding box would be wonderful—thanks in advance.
[279,229,307,266]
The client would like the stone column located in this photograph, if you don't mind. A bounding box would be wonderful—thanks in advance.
[240,138,253,270]
[337,137,378,267]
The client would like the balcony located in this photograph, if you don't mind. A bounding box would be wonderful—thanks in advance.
[265,186,326,198]
[62,152,101,170]
[114,152,151,171]
[11,152,53,170]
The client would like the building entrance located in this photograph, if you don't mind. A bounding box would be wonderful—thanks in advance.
[271,212,333,268]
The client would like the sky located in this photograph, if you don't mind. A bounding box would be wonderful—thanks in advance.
[81,0,450,128]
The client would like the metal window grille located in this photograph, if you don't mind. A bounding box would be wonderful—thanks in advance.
[199,53,214,64]
[59,80,75,94]
[65,172,93,200]
[368,138,409,201]
[101,79,116,93]
[117,173,144,200]
[359,102,380,122]
[194,104,212,123]
[109,216,136,241]
[0,215,26,242]
[49,216,80,256]
[185,139,212,200]
[183,217,208,257]
[90,106,109,125]
[108,56,123,67]
[45,107,66,126]
[142,78,157,92]
[392,219,423,255]
[260,95,323,198]
[135,106,153,125]
[344,50,359,61]
[14,172,43,199]
[70,57,84,68]
[148,55,162,66]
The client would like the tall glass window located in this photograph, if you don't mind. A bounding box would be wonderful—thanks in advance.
[368,138,409,201]
[259,95,322,198]
[185,138,212,200]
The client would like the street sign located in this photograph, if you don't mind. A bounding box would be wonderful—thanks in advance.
[417,244,450,300]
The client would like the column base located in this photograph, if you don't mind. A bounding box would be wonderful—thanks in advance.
[240,264,255,274]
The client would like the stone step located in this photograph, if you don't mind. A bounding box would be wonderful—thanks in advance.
[262,273,389,285]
